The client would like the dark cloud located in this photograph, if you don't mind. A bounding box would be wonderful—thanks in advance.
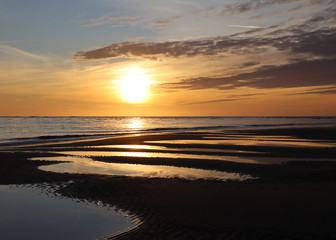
[220,0,331,16]
[265,5,336,37]
[172,58,336,90]
[220,0,297,15]
[294,87,336,95]
[241,61,260,67]
[177,93,261,105]
[229,24,279,37]
[273,28,336,58]
[73,26,336,61]
[178,98,240,105]
[72,36,267,61]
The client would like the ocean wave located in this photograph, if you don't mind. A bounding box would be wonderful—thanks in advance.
[0,133,119,148]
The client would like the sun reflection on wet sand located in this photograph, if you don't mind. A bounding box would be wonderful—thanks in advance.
[56,151,258,164]
[87,144,261,154]
[88,145,166,150]
[30,156,255,181]
[145,137,336,148]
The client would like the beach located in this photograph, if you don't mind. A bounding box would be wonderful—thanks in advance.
[3,0,336,237]
[1,126,336,239]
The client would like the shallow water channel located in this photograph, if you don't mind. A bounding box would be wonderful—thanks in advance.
[30,155,255,181]
[0,185,137,240]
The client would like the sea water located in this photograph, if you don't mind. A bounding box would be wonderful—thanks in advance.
[0,116,335,147]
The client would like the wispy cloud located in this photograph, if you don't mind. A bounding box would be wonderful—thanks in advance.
[85,14,183,29]
[291,86,336,95]
[146,16,181,28]
[84,15,141,27]
[0,44,48,61]
[241,62,260,67]
[178,93,261,105]
[219,0,332,16]
[178,98,241,105]
[229,25,265,29]
[191,7,215,15]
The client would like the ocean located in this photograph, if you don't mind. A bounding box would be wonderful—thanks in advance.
[1,116,335,147]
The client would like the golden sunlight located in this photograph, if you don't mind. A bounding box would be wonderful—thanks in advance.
[127,118,144,129]
[118,67,152,103]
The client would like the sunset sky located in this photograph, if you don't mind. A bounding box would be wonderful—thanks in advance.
[1,0,335,116]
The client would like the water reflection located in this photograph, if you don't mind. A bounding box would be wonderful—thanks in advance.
[57,151,258,164]
[89,145,166,150]
[89,144,261,154]
[126,118,144,130]
[145,137,336,148]
[30,156,255,181]
[0,185,137,240]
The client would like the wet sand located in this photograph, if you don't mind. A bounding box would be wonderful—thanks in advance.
[1,126,336,239]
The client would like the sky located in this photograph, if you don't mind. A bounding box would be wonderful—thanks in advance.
[0,0,335,116]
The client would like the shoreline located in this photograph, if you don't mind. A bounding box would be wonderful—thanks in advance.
[1,126,336,239]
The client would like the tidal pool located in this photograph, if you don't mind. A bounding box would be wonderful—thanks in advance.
[56,150,258,164]
[30,156,256,181]
[0,185,138,240]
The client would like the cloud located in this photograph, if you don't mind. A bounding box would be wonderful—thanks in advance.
[72,36,269,61]
[178,93,262,105]
[84,15,140,27]
[273,28,336,58]
[73,1,336,62]
[219,0,332,16]
[220,0,297,15]
[293,87,336,95]
[191,7,215,15]
[171,58,336,90]
[229,25,265,29]
[85,14,183,29]
[241,62,260,67]
[73,25,336,61]
[0,44,48,61]
[145,16,181,28]
[72,3,336,97]
[286,4,305,13]
[178,98,241,105]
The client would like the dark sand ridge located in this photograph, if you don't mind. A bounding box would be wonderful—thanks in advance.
[1,127,336,239]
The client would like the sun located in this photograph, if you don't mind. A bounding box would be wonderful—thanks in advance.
[118,67,152,103]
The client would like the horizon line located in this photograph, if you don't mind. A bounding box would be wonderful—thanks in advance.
[0,115,335,118]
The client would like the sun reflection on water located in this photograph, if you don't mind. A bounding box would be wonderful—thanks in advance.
[56,151,258,164]
[91,145,165,150]
[29,156,256,181]
[127,118,144,130]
